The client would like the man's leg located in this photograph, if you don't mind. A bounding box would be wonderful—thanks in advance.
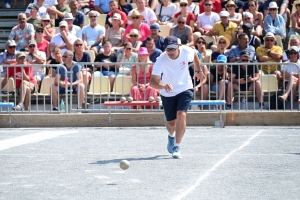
[175,111,186,144]
[76,84,85,108]
[52,84,59,108]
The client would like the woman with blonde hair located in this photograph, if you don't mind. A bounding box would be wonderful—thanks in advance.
[225,1,242,25]
[130,47,158,108]
[211,36,230,63]
[104,13,125,52]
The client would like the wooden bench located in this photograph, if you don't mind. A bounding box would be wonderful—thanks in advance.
[104,101,160,126]
[190,100,226,127]
[0,102,14,127]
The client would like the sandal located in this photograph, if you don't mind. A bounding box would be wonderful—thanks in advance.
[12,104,23,111]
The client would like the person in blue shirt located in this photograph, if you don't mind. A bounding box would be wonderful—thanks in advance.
[228,33,256,62]
[142,24,165,52]
[95,0,110,14]
[144,37,162,63]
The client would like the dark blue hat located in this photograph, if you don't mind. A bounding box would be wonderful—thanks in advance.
[164,36,179,49]
[150,23,161,32]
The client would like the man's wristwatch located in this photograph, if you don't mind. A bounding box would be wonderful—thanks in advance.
[195,70,203,74]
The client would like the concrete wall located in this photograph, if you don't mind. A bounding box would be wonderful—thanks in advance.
[1,112,300,127]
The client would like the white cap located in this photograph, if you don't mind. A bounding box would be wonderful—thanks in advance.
[219,11,229,17]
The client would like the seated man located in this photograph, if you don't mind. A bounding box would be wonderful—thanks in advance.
[142,24,165,52]
[69,0,85,28]
[282,37,300,62]
[196,0,220,34]
[47,0,71,27]
[1,52,36,111]
[228,50,264,109]
[228,33,256,62]
[0,40,17,77]
[59,13,82,39]
[51,50,85,110]
[26,4,41,29]
[169,16,194,47]
[144,37,162,63]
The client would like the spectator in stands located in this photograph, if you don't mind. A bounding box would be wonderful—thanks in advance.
[174,0,195,31]
[27,4,41,29]
[127,0,157,26]
[124,29,143,53]
[170,16,193,47]
[210,55,231,108]
[279,46,300,103]
[142,24,165,52]
[78,0,95,15]
[4,52,36,111]
[222,0,244,13]
[48,47,62,76]
[196,0,220,35]
[239,12,263,37]
[144,37,162,63]
[148,0,159,10]
[117,42,138,75]
[105,0,127,29]
[211,36,230,62]
[229,50,264,109]
[94,41,117,92]
[264,0,288,23]
[49,21,77,58]
[237,19,261,50]
[193,63,209,102]
[246,0,263,27]
[35,27,49,58]
[52,50,85,110]
[195,37,210,63]
[0,40,17,77]
[47,0,71,27]
[31,0,57,9]
[288,0,300,38]
[8,13,35,51]
[187,0,200,19]
[207,11,238,47]
[155,0,176,26]
[41,14,56,42]
[199,0,222,14]
[225,1,242,25]
[282,37,300,62]
[26,40,46,86]
[256,32,283,80]
[104,13,125,52]
[124,10,151,42]
[131,47,158,106]
[26,1,47,18]
[73,38,92,90]
[118,0,133,15]
[69,0,85,28]
[228,33,256,62]
[264,2,286,39]
[82,11,106,55]
[60,13,82,39]
[95,0,110,14]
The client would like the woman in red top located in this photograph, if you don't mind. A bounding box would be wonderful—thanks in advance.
[130,47,158,108]
[174,0,195,31]
[35,26,49,59]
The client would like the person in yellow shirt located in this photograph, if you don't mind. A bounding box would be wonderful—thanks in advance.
[206,11,238,47]
[256,32,283,84]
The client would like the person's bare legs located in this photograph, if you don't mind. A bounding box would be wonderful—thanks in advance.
[51,84,59,107]
[109,75,115,92]
[175,111,186,144]
[76,83,85,107]
[226,82,233,108]
[82,70,91,91]
[166,120,176,136]
[249,81,264,108]
[218,80,226,100]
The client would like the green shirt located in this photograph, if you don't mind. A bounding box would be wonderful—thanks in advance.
[54,4,71,27]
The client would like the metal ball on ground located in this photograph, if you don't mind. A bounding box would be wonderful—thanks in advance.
[127,96,133,102]
[148,96,154,102]
[120,97,126,103]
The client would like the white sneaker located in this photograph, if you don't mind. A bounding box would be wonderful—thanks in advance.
[5,3,11,8]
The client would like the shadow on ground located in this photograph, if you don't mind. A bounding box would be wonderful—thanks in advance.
[90,155,170,165]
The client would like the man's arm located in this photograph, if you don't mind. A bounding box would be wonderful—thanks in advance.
[186,27,194,47]
[91,34,104,47]
[279,2,287,16]
[150,74,166,90]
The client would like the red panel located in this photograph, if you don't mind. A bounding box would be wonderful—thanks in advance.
[104,101,160,107]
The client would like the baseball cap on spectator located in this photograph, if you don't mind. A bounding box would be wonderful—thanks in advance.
[16,52,26,59]
[217,55,227,63]
[240,50,251,58]
[59,21,68,27]
[289,46,299,52]
[263,32,275,40]
[219,11,229,17]
[164,36,179,49]
[41,13,50,21]
[108,13,124,25]
[126,29,142,39]
[127,10,144,21]
[6,40,16,46]
[64,13,74,20]
[268,2,278,9]
[138,47,149,55]
[30,4,39,10]
[28,40,37,46]
[150,23,161,32]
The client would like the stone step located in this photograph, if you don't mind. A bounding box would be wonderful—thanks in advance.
[0,20,18,29]
[0,9,23,18]
[0,43,6,50]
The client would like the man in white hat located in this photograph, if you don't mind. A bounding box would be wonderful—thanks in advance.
[127,0,157,26]
[69,0,85,28]
[0,40,18,77]
[58,13,82,39]
[207,10,238,47]
[25,0,47,18]
[49,21,77,58]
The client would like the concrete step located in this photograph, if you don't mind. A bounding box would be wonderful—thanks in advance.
[0,20,18,29]
[0,9,22,18]
[0,43,6,50]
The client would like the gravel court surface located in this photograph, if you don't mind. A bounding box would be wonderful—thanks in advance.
[0,127,299,200]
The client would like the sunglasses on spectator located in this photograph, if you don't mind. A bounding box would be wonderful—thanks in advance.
[219,41,226,44]
[269,8,277,11]
[241,59,250,62]
[43,20,50,23]
[131,16,140,20]
[75,44,83,46]
[89,16,97,18]
[130,35,138,37]
[265,39,274,42]
[244,18,250,20]
[9,46,16,49]
[62,55,71,58]
[297,4,300,6]
[29,45,35,48]
[166,48,176,52]
[204,4,211,6]
[248,4,255,7]
[290,51,298,55]
[227,5,235,7]
[36,30,44,33]
[180,4,187,7]
[197,41,206,44]
[126,48,132,50]
[178,21,185,24]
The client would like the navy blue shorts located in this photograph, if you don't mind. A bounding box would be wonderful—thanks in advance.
[161,89,194,121]
[59,86,77,94]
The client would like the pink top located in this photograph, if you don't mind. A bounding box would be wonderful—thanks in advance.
[43,27,54,41]
[132,65,153,84]
[124,23,151,42]
[37,40,49,57]
[292,12,300,27]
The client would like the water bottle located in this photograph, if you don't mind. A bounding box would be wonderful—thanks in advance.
[60,99,65,112]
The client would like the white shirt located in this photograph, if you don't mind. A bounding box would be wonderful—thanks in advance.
[197,12,220,29]
[26,50,46,74]
[152,46,194,97]
[32,0,58,8]
[82,25,106,46]
[281,60,300,80]
[155,3,177,18]
[50,33,77,57]
[127,8,157,26]
[57,25,82,40]
[25,3,47,18]
[177,3,199,15]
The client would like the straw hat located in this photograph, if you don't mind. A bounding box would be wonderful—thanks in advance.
[216,36,230,49]
[108,13,124,25]
[225,0,236,8]
[293,0,300,7]
[127,10,144,21]
[126,29,142,39]
[41,13,50,21]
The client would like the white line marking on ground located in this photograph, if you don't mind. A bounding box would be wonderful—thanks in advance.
[0,130,78,151]
[174,130,264,200]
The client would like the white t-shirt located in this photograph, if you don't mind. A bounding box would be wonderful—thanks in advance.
[197,12,220,29]
[152,46,194,97]
[155,3,177,18]
[281,60,300,80]
[82,25,106,46]
[25,3,47,18]
[57,25,82,40]
[26,50,46,74]
[32,0,58,8]
[177,3,199,15]
[127,8,157,26]
[50,33,77,57]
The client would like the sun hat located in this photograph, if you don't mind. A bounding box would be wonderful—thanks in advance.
[108,13,124,25]
[180,0,188,5]
[268,2,278,9]
[41,13,50,21]
[59,21,68,27]
[28,40,37,46]
[240,50,251,58]
[127,10,144,21]
[216,36,230,49]
[126,29,142,39]
[16,52,26,59]
[150,23,161,32]
[6,40,16,46]
[225,1,236,7]
[30,3,39,10]
[164,35,179,49]
[217,55,227,63]
[263,32,275,40]
[289,46,299,52]
[138,47,149,55]
[293,0,300,7]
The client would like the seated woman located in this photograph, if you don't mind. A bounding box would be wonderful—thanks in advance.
[288,0,300,38]
[117,29,142,56]
[211,36,230,63]
[41,14,56,42]
[195,37,210,63]
[247,0,263,28]
[35,26,49,59]
[117,42,138,76]
[155,0,176,26]
[104,13,125,53]
[48,47,63,77]
[174,0,195,31]
[73,38,92,90]
[264,2,286,39]
[226,0,242,25]
[130,47,158,108]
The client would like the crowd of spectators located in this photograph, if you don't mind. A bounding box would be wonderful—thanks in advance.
[1,0,300,111]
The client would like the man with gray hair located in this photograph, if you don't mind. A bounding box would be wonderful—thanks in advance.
[69,0,85,28]
[57,13,82,39]
[0,40,18,77]
[51,50,85,110]
[169,16,194,47]
[8,13,35,51]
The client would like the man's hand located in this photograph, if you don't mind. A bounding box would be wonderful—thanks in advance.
[163,83,173,92]
[60,30,68,39]
[194,72,205,82]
